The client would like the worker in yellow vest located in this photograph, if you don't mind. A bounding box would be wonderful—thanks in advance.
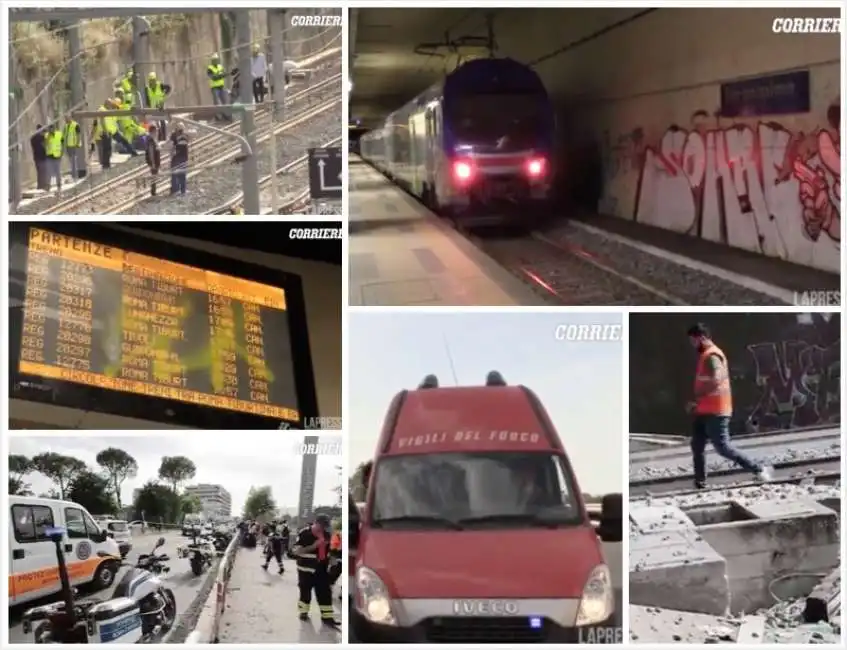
[119,68,136,108]
[145,71,172,140]
[43,123,64,192]
[91,100,120,169]
[207,53,229,121]
[107,93,141,157]
[62,115,82,181]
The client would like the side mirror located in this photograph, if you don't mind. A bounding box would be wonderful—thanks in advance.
[597,493,623,543]
[156,537,166,548]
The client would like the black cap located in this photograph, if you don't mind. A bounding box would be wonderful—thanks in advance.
[315,514,331,526]
[687,322,710,338]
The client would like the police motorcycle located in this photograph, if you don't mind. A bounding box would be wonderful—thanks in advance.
[211,529,232,554]
[176,533,216,576]
[22,528,177,644]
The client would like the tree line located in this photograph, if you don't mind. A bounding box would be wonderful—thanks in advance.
[9,448,203,523]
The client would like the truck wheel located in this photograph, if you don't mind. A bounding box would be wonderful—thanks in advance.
[93,560,117,590]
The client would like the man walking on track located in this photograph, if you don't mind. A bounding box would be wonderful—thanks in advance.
[686,322,773,489]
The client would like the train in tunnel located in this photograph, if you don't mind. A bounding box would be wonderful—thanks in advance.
[359,57,556,225]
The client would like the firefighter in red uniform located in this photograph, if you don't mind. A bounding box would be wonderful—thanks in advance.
[292,514,339,627]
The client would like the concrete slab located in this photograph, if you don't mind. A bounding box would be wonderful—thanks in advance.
[629,503,697,535]
[736,616,766,643]
[697,499,840,614]
[629,605,738,644]
[630,529,729,615]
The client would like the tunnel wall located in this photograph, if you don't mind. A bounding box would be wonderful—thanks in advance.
[629,312,840,436]
[531,8,840,273]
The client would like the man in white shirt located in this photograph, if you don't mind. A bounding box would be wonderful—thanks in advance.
[251,43,268,103]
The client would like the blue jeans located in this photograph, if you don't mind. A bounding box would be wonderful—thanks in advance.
[170,163,187,194]
[691,415,762,485]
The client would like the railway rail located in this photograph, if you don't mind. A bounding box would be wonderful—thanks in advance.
[630,426,840,474]
[629,458,842,497]
[463,229,685,306]
[206,136,342,215]
[24,46,341,216]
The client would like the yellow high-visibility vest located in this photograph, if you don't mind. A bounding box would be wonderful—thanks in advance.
[45,131,63,158]
[63,121,80,148]
[208,64,225,89]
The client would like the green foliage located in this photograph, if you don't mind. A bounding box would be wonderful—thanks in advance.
[158,456,197,492]
[32,452,87,500]
[243,486,277,519]
[133,481,181,524]
[67,470,116,515]
[96,447,138,509]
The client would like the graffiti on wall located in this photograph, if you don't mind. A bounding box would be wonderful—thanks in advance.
[629,101,840,272]
[744,313,840,431]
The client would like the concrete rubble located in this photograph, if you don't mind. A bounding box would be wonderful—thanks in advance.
[630,482,841,644]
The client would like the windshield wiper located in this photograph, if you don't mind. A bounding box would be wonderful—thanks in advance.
[372,515,463,530]
[457,513,566,528]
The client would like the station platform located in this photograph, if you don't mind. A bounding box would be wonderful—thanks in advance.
[348,156,548,306]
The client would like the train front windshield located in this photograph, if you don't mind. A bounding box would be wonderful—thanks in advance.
[450,94,548,150]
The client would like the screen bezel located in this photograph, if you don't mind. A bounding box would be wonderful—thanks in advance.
[9,222,320,430]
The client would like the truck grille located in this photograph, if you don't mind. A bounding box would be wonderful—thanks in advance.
[423,616,549,643]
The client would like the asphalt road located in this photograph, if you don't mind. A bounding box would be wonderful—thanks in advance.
[9,530,216,644]
[218,544,341,644]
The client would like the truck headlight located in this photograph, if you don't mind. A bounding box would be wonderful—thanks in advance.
[355,567,397,626]
[575,564,613,626]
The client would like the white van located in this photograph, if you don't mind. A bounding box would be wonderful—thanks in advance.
[101,519,132,557]
[9,496,122,606]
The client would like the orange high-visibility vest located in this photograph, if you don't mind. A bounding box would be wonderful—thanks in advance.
[330,532,341,551]
[694,344,732,415]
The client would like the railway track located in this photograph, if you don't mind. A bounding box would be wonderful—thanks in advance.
[25,48,341,216]
[205,136,342,215]
[464,230,685,306]
[630,426,841,476]
[630,458,842,497]
[116,96,340,214]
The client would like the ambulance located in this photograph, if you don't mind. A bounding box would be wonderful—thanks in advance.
[9,496,123,606]
[350,372,623,643]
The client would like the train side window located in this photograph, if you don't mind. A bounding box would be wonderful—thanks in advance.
[12,504,55,543]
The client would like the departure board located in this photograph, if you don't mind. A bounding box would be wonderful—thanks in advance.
[19,227,299,421]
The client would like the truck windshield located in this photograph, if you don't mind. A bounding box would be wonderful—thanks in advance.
[448,94,547,149]
[108,521,128,532]
[371,452,583,529]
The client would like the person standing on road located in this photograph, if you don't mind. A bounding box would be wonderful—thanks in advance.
[686,322,773,488]
[280,520,291,554]
[262,524,285,574]
[292,514,339,627]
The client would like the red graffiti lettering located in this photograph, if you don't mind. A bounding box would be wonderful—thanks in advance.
[746,339,840,430]
[633,103,840,272]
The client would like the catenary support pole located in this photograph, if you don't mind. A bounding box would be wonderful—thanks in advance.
[9,42,23,206]
[268,9,286,214]
[236,10,260,215]
[67,21,88,179]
